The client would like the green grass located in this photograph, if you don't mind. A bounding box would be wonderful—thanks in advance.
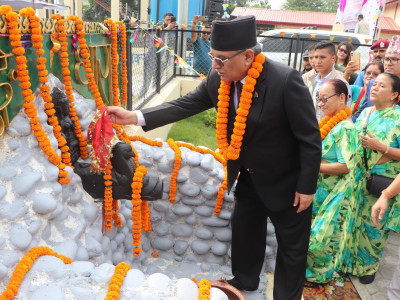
[167,109,217,150]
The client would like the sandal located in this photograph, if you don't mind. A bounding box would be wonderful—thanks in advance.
[304,280,320,288]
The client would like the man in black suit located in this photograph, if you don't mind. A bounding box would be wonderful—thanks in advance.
[108,16,321,300]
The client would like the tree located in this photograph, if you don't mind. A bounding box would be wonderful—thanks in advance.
[282,0,340,13]
[226,0,271,15]
[82,0,138,22]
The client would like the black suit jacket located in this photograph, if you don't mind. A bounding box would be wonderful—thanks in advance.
[142,59,321,212]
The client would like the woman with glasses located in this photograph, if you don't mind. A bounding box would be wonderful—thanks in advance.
[336,41,353,68]
[351,72,400,284]
[305,79,362,286]
[351,62,384,116]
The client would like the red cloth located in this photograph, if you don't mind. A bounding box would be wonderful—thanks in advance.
[87,107,116,173]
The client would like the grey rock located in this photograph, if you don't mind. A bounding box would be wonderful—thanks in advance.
[265,245,274,257]
[6,127,18,137]
[153,150,165,161]
[154,223,169,236]
[101,236,111,253]
[191,240,210,255]
[83,203,98,224]
[195,228,213,240]
[10,224,32,250]
[200,263,211,272]
[54,240,78,260]
[174,240,189,255]
[12,170,42,196]
[179,183,200,197]
[184,253,199,263]
[218,210,231,220]
[165,212,179,223]
[186,152,201,166]
[0,250,19,267]
[176,172,188,183]
[69,191,82,205]
[85,236,102,258]
[214,228,232,242]
[138,157,152,167]
[189,167,209,185]
[31,192,58,214]
[165,148,176,163]
[205,253,225,265]
[0,167,17,181]
[145,264,163,275]
[224,192,235,203]
[151,210,162,223]
[27,220,42,235]
[195,206,213,217]
[162,178,170,193]
[182,197,203,206]
[69,286,94,299]
[158,162,173,173]
[185,215,198,225]
[173,205,193,216]
[211,241,228,256]
[201,216,230,227]
[0,198,28,220]
[201,184,218,200]
[10,115,31,136]
[153,201,169,213]
[0,263,7,280]
[122,269,146,289]
[44,164,60,182]
[71,261,95,277]
[200,154,214,171]
[91,263,115,284]
[217,169,226,180]
[29,285,63,300]
[266,235,278,247]
[151,237,174,251]
[172,224,193,238]
[267,224,275,235]
[0,237,5,249]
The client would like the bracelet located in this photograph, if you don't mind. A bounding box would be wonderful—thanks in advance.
[382,189,394,199]
[384,145,390,154]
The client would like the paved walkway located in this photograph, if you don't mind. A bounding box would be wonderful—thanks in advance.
[265,231,400,299]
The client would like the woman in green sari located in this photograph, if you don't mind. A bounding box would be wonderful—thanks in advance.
[353,72,400,284]
[305,79,362,285]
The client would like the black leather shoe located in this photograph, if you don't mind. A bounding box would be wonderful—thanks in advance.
[227,277,258,291]
[359,273,376,284]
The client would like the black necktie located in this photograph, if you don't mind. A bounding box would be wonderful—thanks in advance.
[235,81,243,110]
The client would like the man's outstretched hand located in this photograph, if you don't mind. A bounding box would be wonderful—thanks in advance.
[107,106,138,125]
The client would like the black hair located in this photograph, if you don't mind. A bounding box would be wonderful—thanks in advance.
[163,13,174,19]
[364,61,384,74]
[308,43,317,52]
[325,79,348,99]
[315,41,336,56]
[358,14,364,19]
[337,41,354,66]
[381,73,400,99]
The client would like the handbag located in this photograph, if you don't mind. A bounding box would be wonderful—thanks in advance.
[362,108,394,197]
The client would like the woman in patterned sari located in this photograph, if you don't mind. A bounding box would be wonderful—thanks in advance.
[353,72,400,284]
[305,79,362,285]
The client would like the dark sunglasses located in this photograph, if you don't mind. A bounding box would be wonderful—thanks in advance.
[208,49,245,68]
[338,48,349,55]
[202,32,211,35]
[316,94,338,103]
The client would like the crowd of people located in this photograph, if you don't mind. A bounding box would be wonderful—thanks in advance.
[108,15,400,299]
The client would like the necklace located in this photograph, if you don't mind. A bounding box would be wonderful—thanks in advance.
[216,53,265,160]
[319,106,352,140]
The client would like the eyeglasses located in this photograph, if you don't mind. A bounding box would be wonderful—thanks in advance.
[338,48,349,55]
[365,71,380,77]
[208,49,245,68]
[316,94,338,103]
[202,32,211,35]
[383,57,400,64]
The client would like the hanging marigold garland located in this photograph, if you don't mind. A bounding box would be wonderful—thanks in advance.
[0,246,72,300]
[198,278,212,300]
[214,167,227,216]
[216,53,266,161]
[104,19,120,106]
[319,106,352,140]
[116,21,128,106]
[167,138,182,203]
[2,6,70,184]
[51,13,88,159]
[104,262,131,300]
[131,165,148,257]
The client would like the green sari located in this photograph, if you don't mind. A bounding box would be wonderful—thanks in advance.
[352,106,400,277]
[306,120,362,283]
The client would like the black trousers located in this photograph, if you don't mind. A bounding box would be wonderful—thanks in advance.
[231,168,312,300]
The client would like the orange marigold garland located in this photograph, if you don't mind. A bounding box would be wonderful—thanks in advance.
[131,165,147,257]
[216,53,266,161]
[116,21,128,106]
[105,19,120,106]
[67,15,105,110]
[167,138,182,203]
[52,13,88,159]
[104,162,114,231]
[214,167,227,216]
[105,262,131,300]
[319,106,352,140]
[198,278,212,300]
[3,7,70,184]
[0,246,72,300]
